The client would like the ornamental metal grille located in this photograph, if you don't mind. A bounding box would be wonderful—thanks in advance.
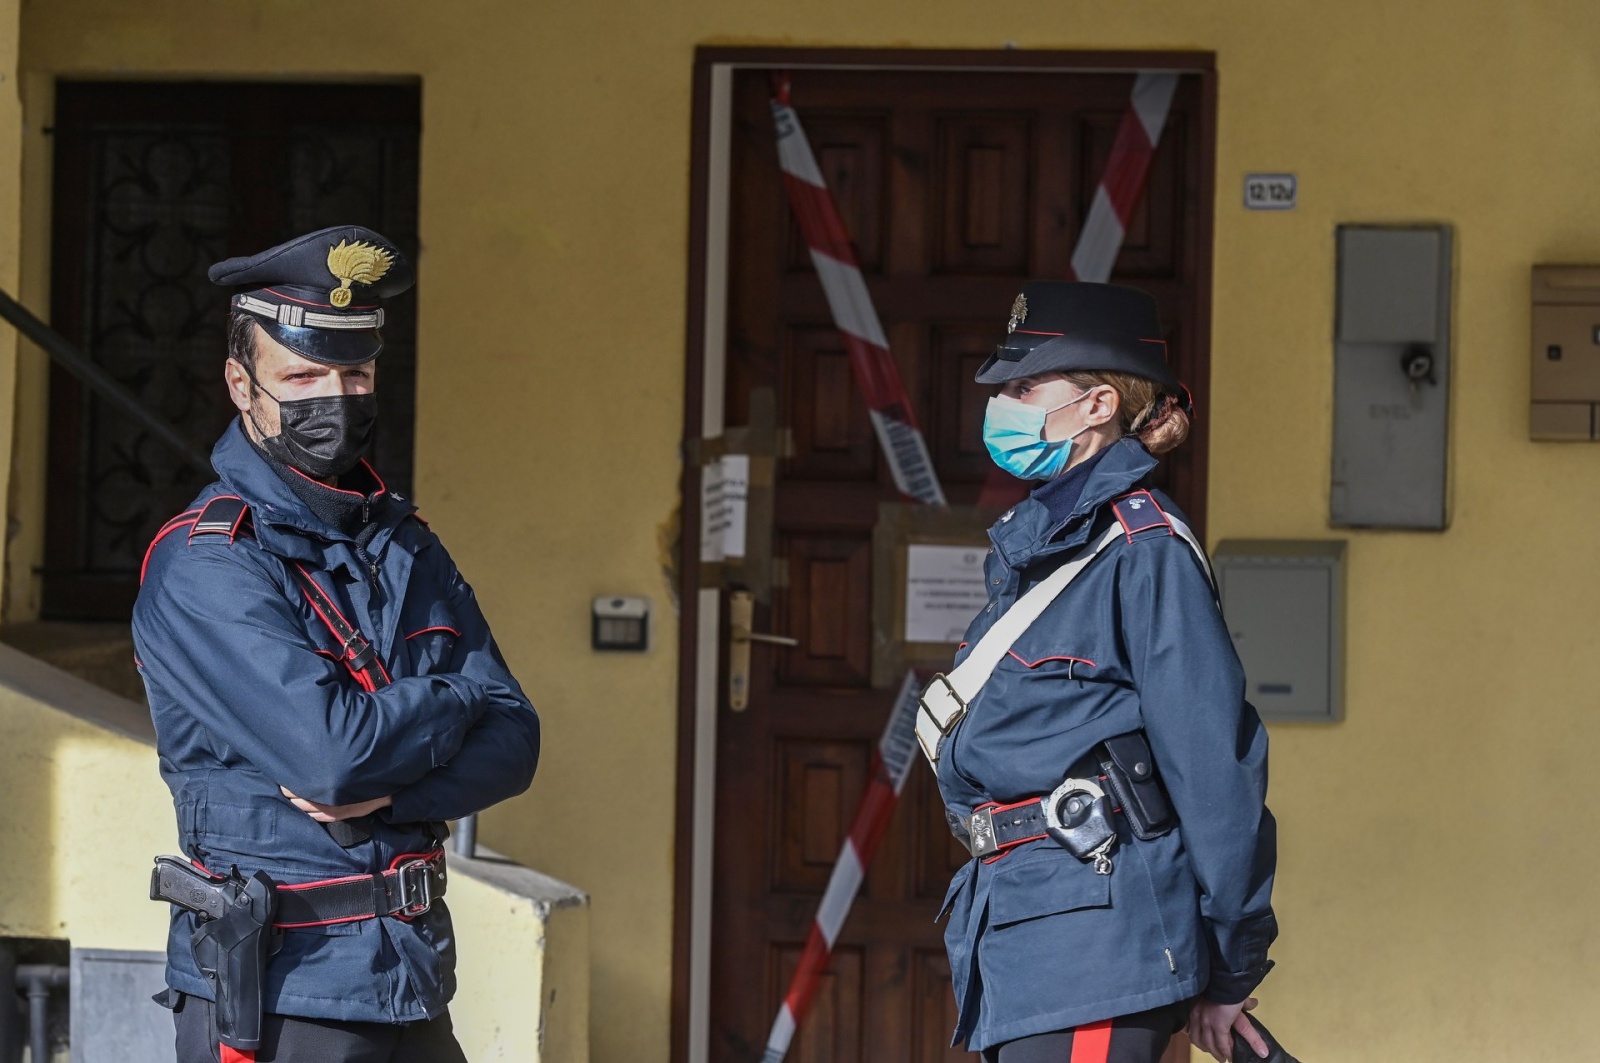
[47,83,420,619]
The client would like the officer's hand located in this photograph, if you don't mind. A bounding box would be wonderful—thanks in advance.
[280,786,393,822]
[1188,996,1266,1062]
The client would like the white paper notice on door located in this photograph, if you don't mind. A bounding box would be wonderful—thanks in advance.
[904,544,990,643]
[700,454,750,563]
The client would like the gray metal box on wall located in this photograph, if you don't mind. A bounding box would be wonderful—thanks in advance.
[1331,225,1452,529]
[70,949,175,1062]
[1213,540,1345,722]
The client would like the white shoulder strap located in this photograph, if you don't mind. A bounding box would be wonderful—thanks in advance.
[915,511,1209,766]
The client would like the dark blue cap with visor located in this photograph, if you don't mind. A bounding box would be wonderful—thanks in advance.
[974,279,1181,394]
[208,224,414,366]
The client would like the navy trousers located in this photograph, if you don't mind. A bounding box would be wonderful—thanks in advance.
[172,993,468,1063]
[980,1001,1189,1063]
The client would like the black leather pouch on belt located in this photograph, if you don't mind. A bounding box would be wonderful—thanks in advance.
[1097,731,1177,840]
[189,870,277,1052]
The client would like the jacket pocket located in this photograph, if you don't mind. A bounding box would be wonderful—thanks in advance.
[988,845,1111,928]
[403,614,461,676]
[995,648,1097,679]
[198,799,278,847]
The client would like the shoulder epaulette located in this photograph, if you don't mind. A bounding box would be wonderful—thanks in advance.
[1111,489,1174,543]
[139,495,256,585]
[187,495,253,544]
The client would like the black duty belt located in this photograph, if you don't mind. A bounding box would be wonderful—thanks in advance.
[957,795,1054,860]
[151,850,446,928]
[950,732,1179,861]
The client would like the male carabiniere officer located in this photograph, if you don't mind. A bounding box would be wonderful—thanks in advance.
[134,225,539,1063]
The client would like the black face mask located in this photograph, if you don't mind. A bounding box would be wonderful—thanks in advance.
[248,374,377,480]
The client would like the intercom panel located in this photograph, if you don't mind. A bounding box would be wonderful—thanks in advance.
[1531,265,1600,440]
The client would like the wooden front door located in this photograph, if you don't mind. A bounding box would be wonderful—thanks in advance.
[699,60,1213,1062]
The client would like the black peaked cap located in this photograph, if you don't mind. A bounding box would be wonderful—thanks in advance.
[210,225,414,366]
[975,280,1179,393]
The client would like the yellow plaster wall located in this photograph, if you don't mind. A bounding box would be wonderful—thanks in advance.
[17,2,1600,1061]
[6,70,54,624]
[0,0,22,623]
[0,688,171,945]
[437,860,591,1062]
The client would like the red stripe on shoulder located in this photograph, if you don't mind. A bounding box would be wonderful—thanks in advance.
[140,517,200,584]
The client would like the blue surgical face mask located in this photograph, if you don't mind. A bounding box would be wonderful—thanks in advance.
[982,390,1094,481]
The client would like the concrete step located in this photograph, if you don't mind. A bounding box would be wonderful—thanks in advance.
[0,622,145,703]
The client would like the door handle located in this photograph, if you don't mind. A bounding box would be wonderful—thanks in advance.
[741,631,800,647]
[728,589,798,711]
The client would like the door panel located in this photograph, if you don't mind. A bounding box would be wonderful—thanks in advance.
[934,114,1034,274]
[772,945,865,1063]
[785,326,878,479]
[776,534,873,687]
[709,65,1210,1061]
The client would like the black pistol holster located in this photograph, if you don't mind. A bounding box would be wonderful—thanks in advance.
[151,857,279,1052]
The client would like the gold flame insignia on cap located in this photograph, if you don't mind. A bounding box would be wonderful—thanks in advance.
[326,240,395,309]
[1007,292,1028,333]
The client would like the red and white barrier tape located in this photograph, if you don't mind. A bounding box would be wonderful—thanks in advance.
[762,670,922,1063]
[1068,72,1179,283]
[771,77,946,506]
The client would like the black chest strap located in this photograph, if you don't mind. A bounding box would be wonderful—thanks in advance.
[286,562,393,849]
[287,562,391,693]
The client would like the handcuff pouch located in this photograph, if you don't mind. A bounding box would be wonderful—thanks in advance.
[1098,731,1177,840]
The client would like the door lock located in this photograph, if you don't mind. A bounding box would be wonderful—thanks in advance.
[727,589,798,711]
[1400,344,1436,391]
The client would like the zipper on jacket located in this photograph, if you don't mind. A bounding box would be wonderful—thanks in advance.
[355,545,380,587]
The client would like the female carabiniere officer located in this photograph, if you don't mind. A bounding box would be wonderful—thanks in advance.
[928,281,1277,1063]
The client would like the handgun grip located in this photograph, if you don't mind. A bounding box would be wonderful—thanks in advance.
[151,855,230,921]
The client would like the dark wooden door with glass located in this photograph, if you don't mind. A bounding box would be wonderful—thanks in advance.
[707,66,1213,1062]
[45,81,420,620]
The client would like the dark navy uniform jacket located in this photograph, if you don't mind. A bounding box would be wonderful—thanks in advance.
[133,421,540,1024]
[936,437,1276,1051]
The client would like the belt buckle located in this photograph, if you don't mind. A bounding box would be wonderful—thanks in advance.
[343,633,377,671]
[395,857,437,916]
[967,807,998,859]
[918,673,967,735]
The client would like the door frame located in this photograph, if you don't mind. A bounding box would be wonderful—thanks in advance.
[673,46,1218,1063]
